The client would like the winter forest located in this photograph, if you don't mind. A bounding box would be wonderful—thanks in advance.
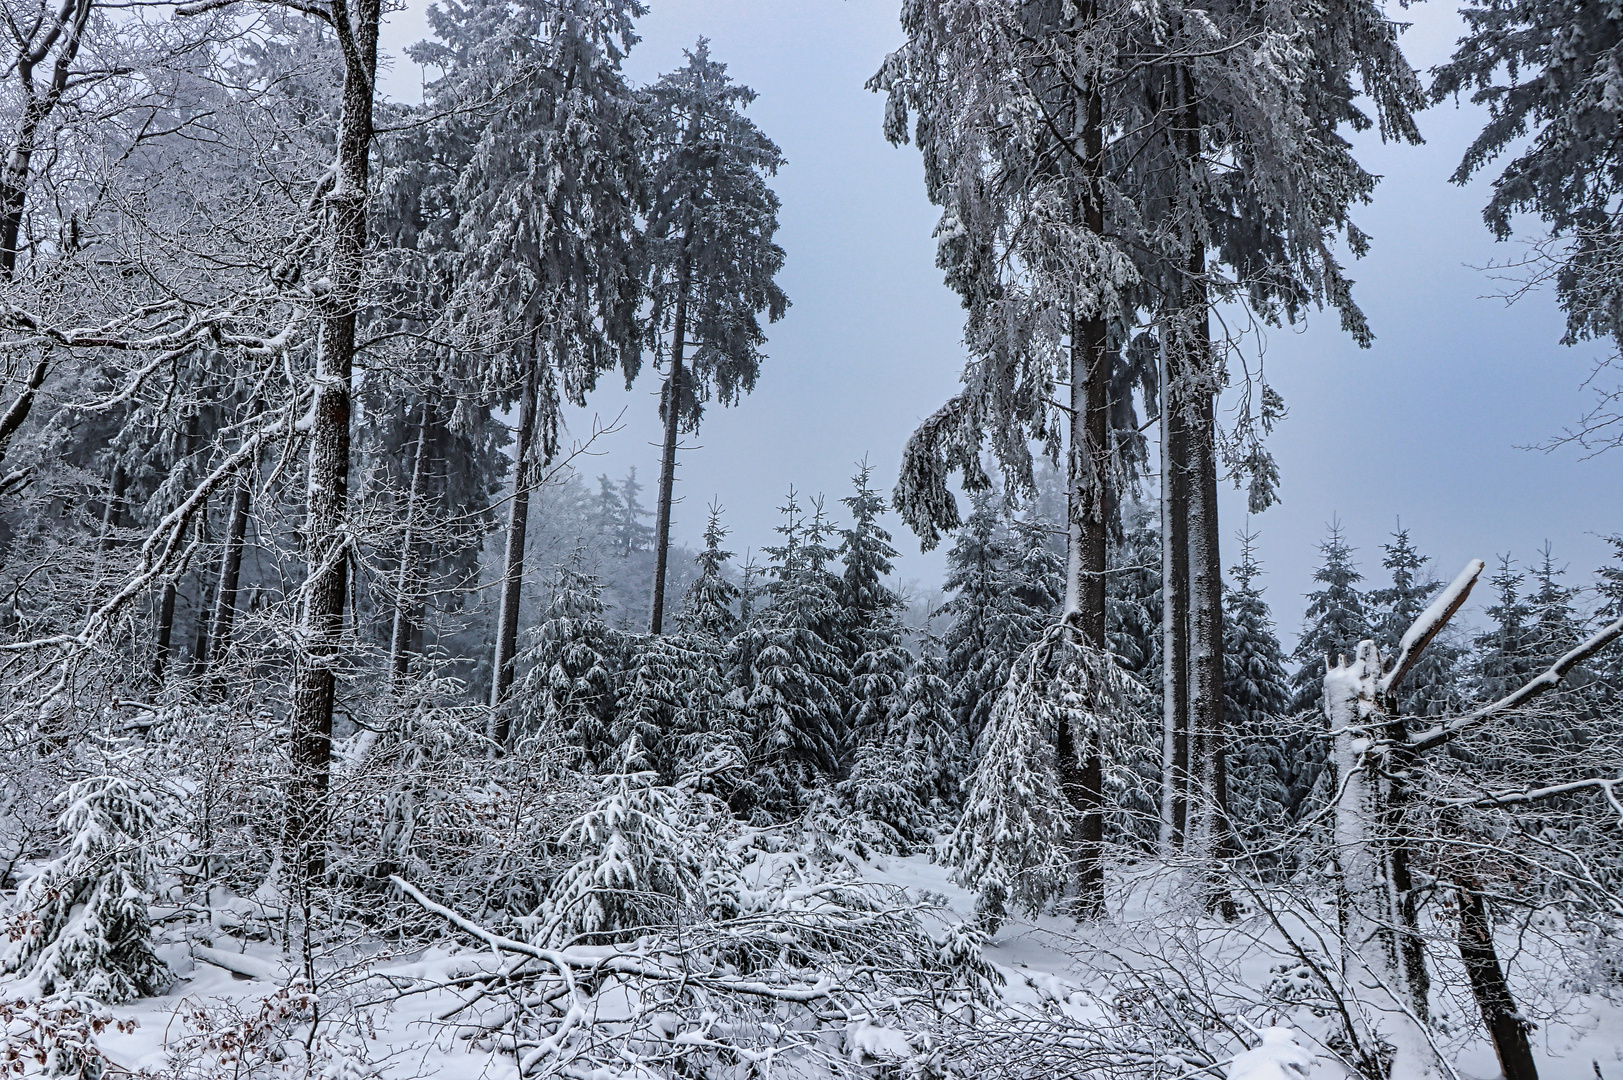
[4,0,1623,1076]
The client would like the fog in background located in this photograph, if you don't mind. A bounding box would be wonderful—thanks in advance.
[377,0,1623,636]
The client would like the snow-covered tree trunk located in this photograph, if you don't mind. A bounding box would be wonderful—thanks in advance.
[1057,126,1110,916]
[490,364,538,739]
[1325,641,1443,1079]
[650,246,691,636]
[286,0,380,897]
[389,406,430,681]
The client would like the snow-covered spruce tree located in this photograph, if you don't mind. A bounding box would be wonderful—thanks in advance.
[514,554,623,769]
[1285,523,1369,817]
[678,504,741,643]
[414,0,645,719]
[944,620,1141,925]
[533,771,721,946]
[840,464,910,758]
[640,40,788,635]
[838,461,904,662]
[1220,532,1292,863]
[1469,548,1609,778]
[938,492,1015,745]
[944,502,1064,752]
[845,609,911,755]
[1369,527,1463,720]
[895,637,964,807]
[3,775,167,1003]
[614,633,700,777]
[726,491,846,814]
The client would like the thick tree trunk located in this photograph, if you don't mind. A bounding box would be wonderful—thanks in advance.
[1456,878,1538,1080]
[285,0,380,901]
[389,406,431,682]
[1058,215,1110,916]
[154,417,202,685]
[207,473,251,671]
[1159,336,1190,852]
[153,581,178,684]
[1170,67,1234,916]
[649,251,692,636]
[490,365,538,741]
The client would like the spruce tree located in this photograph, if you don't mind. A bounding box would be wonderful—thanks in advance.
[837,461,903,663]
[1369,527,1462,720]
[516,553,623,768]
[1472,557,1536,705]
[640,40,789,634]
[896,636,965,807]
[1220,532,1292,855]
[939,492,1009,744]
[729,491,847,809]
[421,0,645,715]
[3,775,169,1003]
[677,504,741,642]
[1285,523,1369,816]
[1290,523,1370,714]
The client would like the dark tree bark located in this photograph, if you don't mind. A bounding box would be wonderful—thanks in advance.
[99,464,126,548]
[649,246,691,636]
[206,473,251,671]
[0,0,94,474]
[0,0,92,277]
[1159,339,1190,851]
[1056,64,1111,912]
[153,580,178,684]
[285,0,381,900]
[490,365,538,741]
[1456,879,1539,1080]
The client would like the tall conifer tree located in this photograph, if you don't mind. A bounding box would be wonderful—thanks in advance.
[641,41,789,634]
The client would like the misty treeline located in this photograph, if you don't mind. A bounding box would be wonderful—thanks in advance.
[2,0,1622,1076]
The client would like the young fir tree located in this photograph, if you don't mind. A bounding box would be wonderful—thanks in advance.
[1518,545,1608,760]
[3,775,168,1003]
[640,40,789,634]
[516,553,623,769]
[839,463,910,758]
[1286,523,1369,816]
[615,634,700,777]
[938,492,1011,744]
[729,491,847,809]
[896,635,964,807]
[610,467,655,558]
[1369,527,1463,720]
[1472,556,1536,705]
[667,508,745,782]
[838,461,904,664]
[1220,532,1292,856]
[1290,523,1370,713]
[678,504,741,642]
[1595,535,1623,692]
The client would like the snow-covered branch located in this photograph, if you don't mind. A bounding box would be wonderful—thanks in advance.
[1408,614,1623,754]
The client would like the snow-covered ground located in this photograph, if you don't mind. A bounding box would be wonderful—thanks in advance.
[32,850,1618,1080]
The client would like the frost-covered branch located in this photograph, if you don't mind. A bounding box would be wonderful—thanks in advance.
[1408,614,1623,754]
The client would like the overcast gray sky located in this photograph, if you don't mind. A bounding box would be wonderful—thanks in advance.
[377,0,1623,637]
